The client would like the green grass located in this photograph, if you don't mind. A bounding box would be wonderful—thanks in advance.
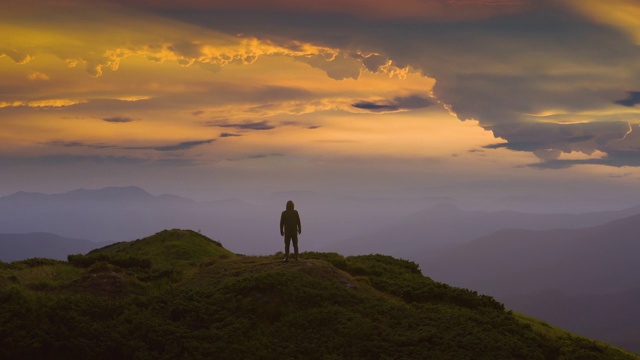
[515,312,640,360]
[0,258,84,290]
[0,229,638,360]
[88,229,234,268]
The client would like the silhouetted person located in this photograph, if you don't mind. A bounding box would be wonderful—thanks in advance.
[280,200,301,262]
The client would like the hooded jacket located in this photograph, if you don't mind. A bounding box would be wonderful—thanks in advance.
[280,200,301,236]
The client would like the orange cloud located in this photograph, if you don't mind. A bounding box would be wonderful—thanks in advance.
[1,7,350,78]
[27,72,50,81]
[0,49,33,64]
[0,99,85,108]
[563,0,640,44]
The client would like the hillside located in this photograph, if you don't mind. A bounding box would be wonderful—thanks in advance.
[0,229,638,359]
[87,229,234,268]
[423,213,640,353]
[506,288,640,354]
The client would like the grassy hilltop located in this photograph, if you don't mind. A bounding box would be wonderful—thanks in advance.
[0,229,638,360]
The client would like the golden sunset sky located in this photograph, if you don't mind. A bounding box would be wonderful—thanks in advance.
[2,0,640,210]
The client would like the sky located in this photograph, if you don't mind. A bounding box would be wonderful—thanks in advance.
[2,0,640,212]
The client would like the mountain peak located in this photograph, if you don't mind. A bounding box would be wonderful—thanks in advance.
[66,186,153,201]
[86,229,233,268]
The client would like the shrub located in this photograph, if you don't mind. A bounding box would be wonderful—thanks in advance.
[68,254,152,269]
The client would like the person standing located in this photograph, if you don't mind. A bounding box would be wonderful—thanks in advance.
[280,200,301,262]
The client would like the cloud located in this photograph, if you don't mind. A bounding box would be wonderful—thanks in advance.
[393,95,435,110]
[529,150,640,169]
[214,121,276,131]
[46,141,116,149]
[0,154,147,166]
[0,48,33,64]
[352,94,434,113]
[226,152,284,161]
[299,53,362,80]
[614,91,640,107]
[103,116,134,123]
[26,72,50,81]
[484,121,632,157]
[247,153,284,159]
[351,8,640,168]
[0,99,85,108]
[131,0,531,21]
[219,132,241,137]
[209,3,640,169]
[2,6,345,78]
[144,139,216,152]
[47,139,215,152]
[7,1,640,171]
[352,101,399,112]
[564,0,640,45]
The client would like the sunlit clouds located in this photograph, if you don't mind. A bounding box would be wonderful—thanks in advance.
[1,0,640,209]
[564,0,640,44]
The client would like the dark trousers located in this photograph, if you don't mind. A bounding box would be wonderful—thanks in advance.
[284,233,298,258]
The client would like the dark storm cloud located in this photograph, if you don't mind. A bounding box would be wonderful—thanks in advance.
[484,121,633,163]
[484,134,596,152]
[352,95,434,112]
[614,91,640,107]
[144,3,640,168]
[103,116,133,123]
[215,120,276,131]
[393,95,435,110]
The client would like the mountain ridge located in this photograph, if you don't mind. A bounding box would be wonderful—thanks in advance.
[0,232,98,262]
[425,212,640,296]
[4,185,640,256]
[0,229,638,359]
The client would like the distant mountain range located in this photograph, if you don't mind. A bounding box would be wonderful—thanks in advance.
[0,186,268,254]
[422,213,640,353]
[0,186,194,241]
[328,202,640,260]
[0,233,98,262]
[0,186,452,256]
[424,213,640,296]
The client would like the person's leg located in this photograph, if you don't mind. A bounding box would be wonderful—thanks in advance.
[292,235,299,260]
[284,235,291,261]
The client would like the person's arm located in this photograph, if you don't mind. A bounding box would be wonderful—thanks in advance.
[280,212,285,236]
[296,211,301,234]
